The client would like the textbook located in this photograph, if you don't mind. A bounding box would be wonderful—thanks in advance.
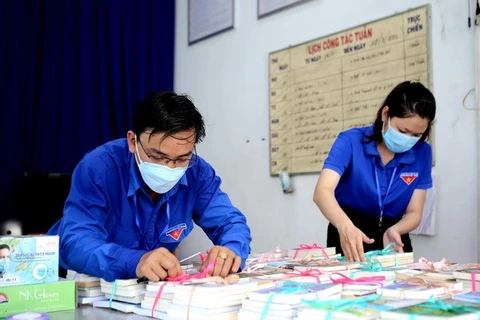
[377,283,447,300]
[452,268,480,281]
[295,297,421,319]
[293,260,362,272]
[97,278,146,305]
[452,292,480,304]
[287,246,336,259]
[368,252,414,267]
[247,282,342,304]
[380,301,480,319]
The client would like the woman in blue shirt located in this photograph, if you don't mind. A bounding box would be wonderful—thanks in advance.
[313,81,436,262]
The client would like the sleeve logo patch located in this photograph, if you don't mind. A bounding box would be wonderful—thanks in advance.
[400,172,418,185]
[166,223,187,241]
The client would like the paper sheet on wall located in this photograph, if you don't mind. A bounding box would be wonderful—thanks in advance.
[411,174,436,236]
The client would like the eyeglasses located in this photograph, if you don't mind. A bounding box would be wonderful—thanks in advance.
[137,139,197,168]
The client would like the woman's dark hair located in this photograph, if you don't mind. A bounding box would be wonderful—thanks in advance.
[132,91,206,143]
[367,81,436,143]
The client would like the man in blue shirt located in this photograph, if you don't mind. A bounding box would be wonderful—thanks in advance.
[48,92,252,281]
[313,81,436,262]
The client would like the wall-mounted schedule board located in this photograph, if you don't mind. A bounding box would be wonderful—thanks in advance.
[269,5,431,175]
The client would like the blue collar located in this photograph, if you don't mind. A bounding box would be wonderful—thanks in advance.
[127,154,188,197]
[362,125,415,165]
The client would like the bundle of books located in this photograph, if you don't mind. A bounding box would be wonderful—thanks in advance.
[328,273,394,298]
[238,281,343,319]
[367,252,415,268]
[452,266,480,292]
[379,300,480,319]
[66,270,105,304]
[132,278,277,319]
[287,245,337,260]
[395,269,464,292]
[295,297,421,319]
[56,245,480,319]
[93,278,146,312]
[132,281,175,319]
[264,258,361,273]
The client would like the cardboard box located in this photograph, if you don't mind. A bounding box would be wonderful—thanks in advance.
[0,236,59,287]
[0,279,76,318]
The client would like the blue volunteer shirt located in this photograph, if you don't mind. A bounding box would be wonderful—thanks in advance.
[323,125,432,219]
[48,139,252,281]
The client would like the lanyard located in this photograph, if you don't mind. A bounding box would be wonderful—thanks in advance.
[374,167,397,227]
[135,200,170,251]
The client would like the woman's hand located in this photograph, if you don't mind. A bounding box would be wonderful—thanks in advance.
[383,226,404,252]
[338,221,374,262]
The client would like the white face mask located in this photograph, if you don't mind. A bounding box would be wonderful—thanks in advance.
[135,135,188,194]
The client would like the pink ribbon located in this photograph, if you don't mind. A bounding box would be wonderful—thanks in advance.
[286,268,323,283]
[293,243,330,260]
[329,272,386,287]
[199,249,211,263]
[166,260,215,282]
[409,257,449,272]
[151,260,215,316]
[471,272,480,292]
[150,282,168,317]
[242,246,289,273]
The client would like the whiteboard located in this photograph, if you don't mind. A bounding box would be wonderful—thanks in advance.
[268,5,432,175]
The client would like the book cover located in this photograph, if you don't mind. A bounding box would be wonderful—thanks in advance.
[453,268,480,281]
[452,292,480,304]
[380,302,480,319]
[247,282,342,304]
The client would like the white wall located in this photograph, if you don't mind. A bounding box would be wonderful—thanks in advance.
[174,0,478,263]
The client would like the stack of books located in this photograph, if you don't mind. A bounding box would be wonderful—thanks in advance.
[166,280,272,319]
[295,297,421,319]
[377,283,448,299]
[287,246,336,260]
[452,267,480,292]
[367,252,415,268]
[132,281,174,319]
[395,269,464,293]
[379,300,480,319]
[238,282,343,319]
[93,278,146,312]
[66,270,105,304]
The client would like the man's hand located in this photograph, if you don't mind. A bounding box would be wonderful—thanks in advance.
[200,246,241,277]
[383,227,404,253]
[136,247,183,281]
[338,221,374,262]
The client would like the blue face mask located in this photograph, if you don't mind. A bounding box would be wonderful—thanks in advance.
[135,136,188,194]
[0,259,9,274]
[382,118,421,153]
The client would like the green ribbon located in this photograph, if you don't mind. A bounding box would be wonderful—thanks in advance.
[364,242,396,260]
[259,281,321,320]
[407,297,480,319]
[337,243,400,277]
[300,294,381,319]
[108,280,117,308]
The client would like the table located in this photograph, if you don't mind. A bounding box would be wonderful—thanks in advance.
[48,305,148,320]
